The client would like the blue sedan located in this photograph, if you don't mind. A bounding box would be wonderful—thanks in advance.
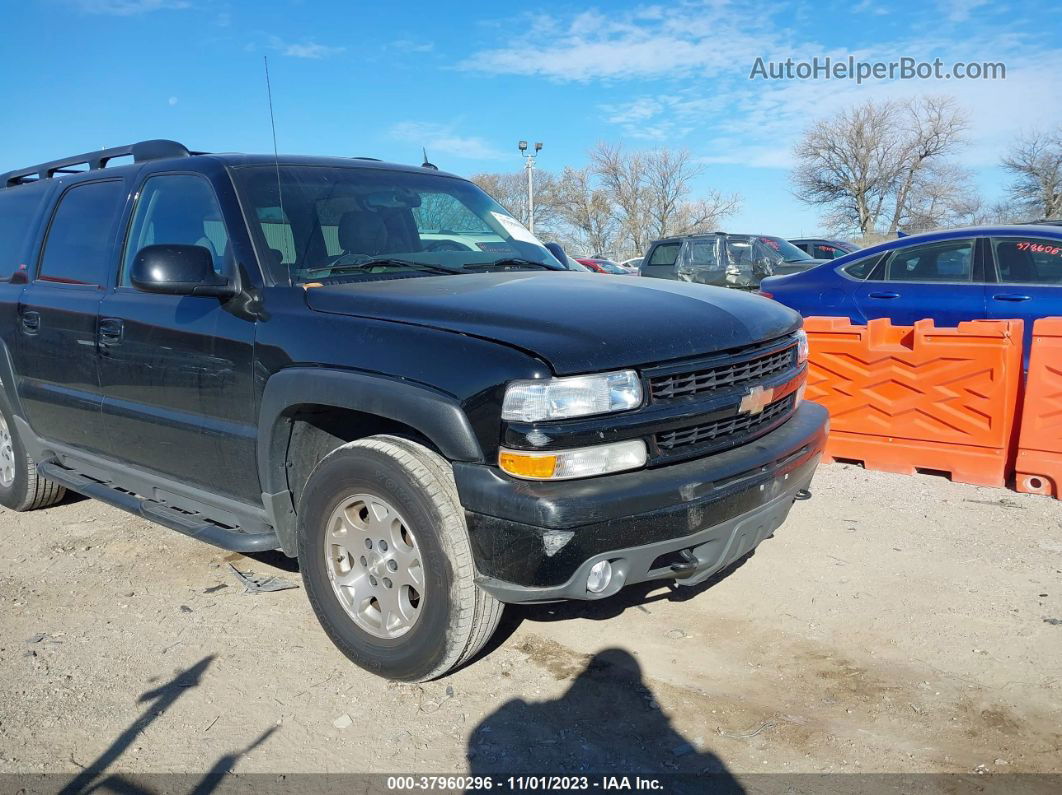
[759,225,1062,367]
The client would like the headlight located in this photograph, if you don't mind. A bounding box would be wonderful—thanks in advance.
[499,440,648,480]
[501,370,643,423]
[796,329,809,365]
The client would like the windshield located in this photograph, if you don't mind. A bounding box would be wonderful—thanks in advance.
[233,165,564,284]
[751,236,814,263]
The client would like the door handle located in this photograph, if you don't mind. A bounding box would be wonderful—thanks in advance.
[868,291,900,299]
[98,317,124,346]
[992,293,1032,302]
[20,310,40,334]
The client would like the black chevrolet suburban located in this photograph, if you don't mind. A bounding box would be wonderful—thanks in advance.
[0,141,827,681]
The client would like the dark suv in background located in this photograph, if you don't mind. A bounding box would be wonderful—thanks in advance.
[641,232,824,289]
[788,238,860,260]
[0,140,826,681]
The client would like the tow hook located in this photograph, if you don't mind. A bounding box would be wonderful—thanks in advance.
[795,489,812,501]
[669,548,699,577]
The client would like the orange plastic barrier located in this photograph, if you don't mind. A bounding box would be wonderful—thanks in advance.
[804,317,1024,487]
[1015,318,1062,498]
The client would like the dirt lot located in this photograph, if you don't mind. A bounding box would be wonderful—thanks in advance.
[1,463,1060,785]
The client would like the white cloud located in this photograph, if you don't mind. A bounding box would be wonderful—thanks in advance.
[167,96,178,106]
[268,37,345,60]
[75,0,188,14]
[389,122,505,161]
[940,0,990,22]
[458,5,782,82]
[390,39,435,54]
[853,0,889,16]
[598,94,723,141]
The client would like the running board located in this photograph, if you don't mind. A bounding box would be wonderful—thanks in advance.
[38,462,279,553]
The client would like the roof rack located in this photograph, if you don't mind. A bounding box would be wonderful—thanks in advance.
[2,139,195,189]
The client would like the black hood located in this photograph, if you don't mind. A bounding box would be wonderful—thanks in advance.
[305,272,801,375]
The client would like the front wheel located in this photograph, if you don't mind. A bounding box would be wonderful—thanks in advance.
[297,435,502,681]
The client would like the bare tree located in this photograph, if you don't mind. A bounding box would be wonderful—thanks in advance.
[591,143,740,257]
[793,100,902,235]
[590,143,651,256]
[886,97,968,233]
[667,194,742,236]
[642,148,699,239]
[900,162,979,233]
[471,145,740,258]
[793,97,968,236]
[1002,127,1062,220]
[468,170,564,232]
[555,166,617,256]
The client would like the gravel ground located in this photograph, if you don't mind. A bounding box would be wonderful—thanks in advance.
[1,463,1060,785]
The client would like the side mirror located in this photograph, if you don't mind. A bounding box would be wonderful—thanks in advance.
[543,241,572,269]
[130,244,237,298]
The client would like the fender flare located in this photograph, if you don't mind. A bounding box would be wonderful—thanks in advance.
[257,367,484,555]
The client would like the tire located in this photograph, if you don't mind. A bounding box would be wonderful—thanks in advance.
[0,401,66,512]
[297,435,503,682]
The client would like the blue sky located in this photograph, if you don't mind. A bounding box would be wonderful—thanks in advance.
[3,0,1060,239]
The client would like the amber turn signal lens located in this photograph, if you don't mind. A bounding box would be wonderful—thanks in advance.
[499,451,558,479]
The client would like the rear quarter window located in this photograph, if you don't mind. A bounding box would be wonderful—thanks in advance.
[839,253,883,280]
[0,186,49,280]
[38,180,126,286]
[647,242,680,266]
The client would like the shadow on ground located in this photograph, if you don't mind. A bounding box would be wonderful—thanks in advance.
[467,648,743,791]
[57,656,277,795]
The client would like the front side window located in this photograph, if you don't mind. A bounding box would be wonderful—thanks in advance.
[885,239,974,283]
[814,243,841,259]
[39,180,125,286]
[122,174,230,286]
[233,165,562,284]
[991,237,1062,285]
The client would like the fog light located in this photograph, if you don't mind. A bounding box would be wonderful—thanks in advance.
[586,560,613,594]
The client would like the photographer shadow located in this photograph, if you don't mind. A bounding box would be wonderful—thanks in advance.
[466,648,743,793]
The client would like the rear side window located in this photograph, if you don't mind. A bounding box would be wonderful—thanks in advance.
[884,239,973,283]
[0,187,48,280]
[39,180,125,286]
[814,243,839,259]
[648,242,680,266]
[991,237,1062,285]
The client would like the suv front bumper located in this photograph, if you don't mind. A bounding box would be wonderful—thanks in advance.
[453,401,828,603]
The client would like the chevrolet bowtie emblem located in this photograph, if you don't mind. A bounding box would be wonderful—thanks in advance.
[739,385,774,415]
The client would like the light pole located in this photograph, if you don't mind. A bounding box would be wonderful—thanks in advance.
[518,140,543,232]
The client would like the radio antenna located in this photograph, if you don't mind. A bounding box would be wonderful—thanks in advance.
[263,56,286,224]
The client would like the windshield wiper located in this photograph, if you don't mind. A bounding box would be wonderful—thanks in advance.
[463,258,559,271]
[323,257,462,276]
